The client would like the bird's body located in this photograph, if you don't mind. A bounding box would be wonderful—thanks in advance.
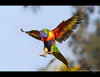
[21,8,85,68]
[40,29,69,67]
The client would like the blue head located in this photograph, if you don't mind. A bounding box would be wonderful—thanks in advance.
[39,30,48,38]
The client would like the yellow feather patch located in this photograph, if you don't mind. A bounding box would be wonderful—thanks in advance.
[31,33,33,35]
[33,34,38,37]
[63,28,68,31]
[26,32,39,37]
[45,31,55,41]
[64,24,73,31]
[70,19,77,25]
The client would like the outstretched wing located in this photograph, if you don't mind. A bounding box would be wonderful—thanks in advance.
[52,8,85,43]
[21,29,41,40]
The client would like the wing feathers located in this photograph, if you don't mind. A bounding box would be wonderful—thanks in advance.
[21,28,41,40]
[53,8,85,43]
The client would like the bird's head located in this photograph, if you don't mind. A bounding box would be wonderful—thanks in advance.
[39,29,48,39]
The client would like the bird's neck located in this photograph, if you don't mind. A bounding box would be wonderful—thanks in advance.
[45,31,55,41]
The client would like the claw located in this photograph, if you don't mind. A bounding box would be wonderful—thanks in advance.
[40,54,47,58]
[40,47,48,58]
[48,51,53,54]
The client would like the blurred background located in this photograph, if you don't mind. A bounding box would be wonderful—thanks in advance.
[0,6,100,71]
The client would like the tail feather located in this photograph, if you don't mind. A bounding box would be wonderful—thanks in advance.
[53,51,69,68]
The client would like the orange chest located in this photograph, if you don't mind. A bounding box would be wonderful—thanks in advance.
[45,31,55,41]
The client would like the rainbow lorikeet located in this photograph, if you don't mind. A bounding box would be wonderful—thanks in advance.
[21,8,85,68]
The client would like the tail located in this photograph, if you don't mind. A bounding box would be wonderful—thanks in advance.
[53,51,69,68]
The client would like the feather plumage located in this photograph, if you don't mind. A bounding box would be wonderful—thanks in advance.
[52,8,85,43]
[21,29,41,40]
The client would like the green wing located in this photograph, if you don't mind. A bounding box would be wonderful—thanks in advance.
[21,29,41,40]
[51,45,69,68]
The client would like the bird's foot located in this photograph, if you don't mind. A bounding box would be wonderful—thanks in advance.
[48,51,53,54]
[40,54,47,58]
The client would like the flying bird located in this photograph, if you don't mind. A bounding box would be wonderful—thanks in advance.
[21,8,85,68]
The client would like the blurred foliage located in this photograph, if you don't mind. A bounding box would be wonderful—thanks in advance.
[54,60,82,71]
[38,58,56,71]
[69,6,100,70]
[39,58,82,71]
[24,6,40,13]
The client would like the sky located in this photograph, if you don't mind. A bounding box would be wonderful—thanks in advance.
[0,6,97,71]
